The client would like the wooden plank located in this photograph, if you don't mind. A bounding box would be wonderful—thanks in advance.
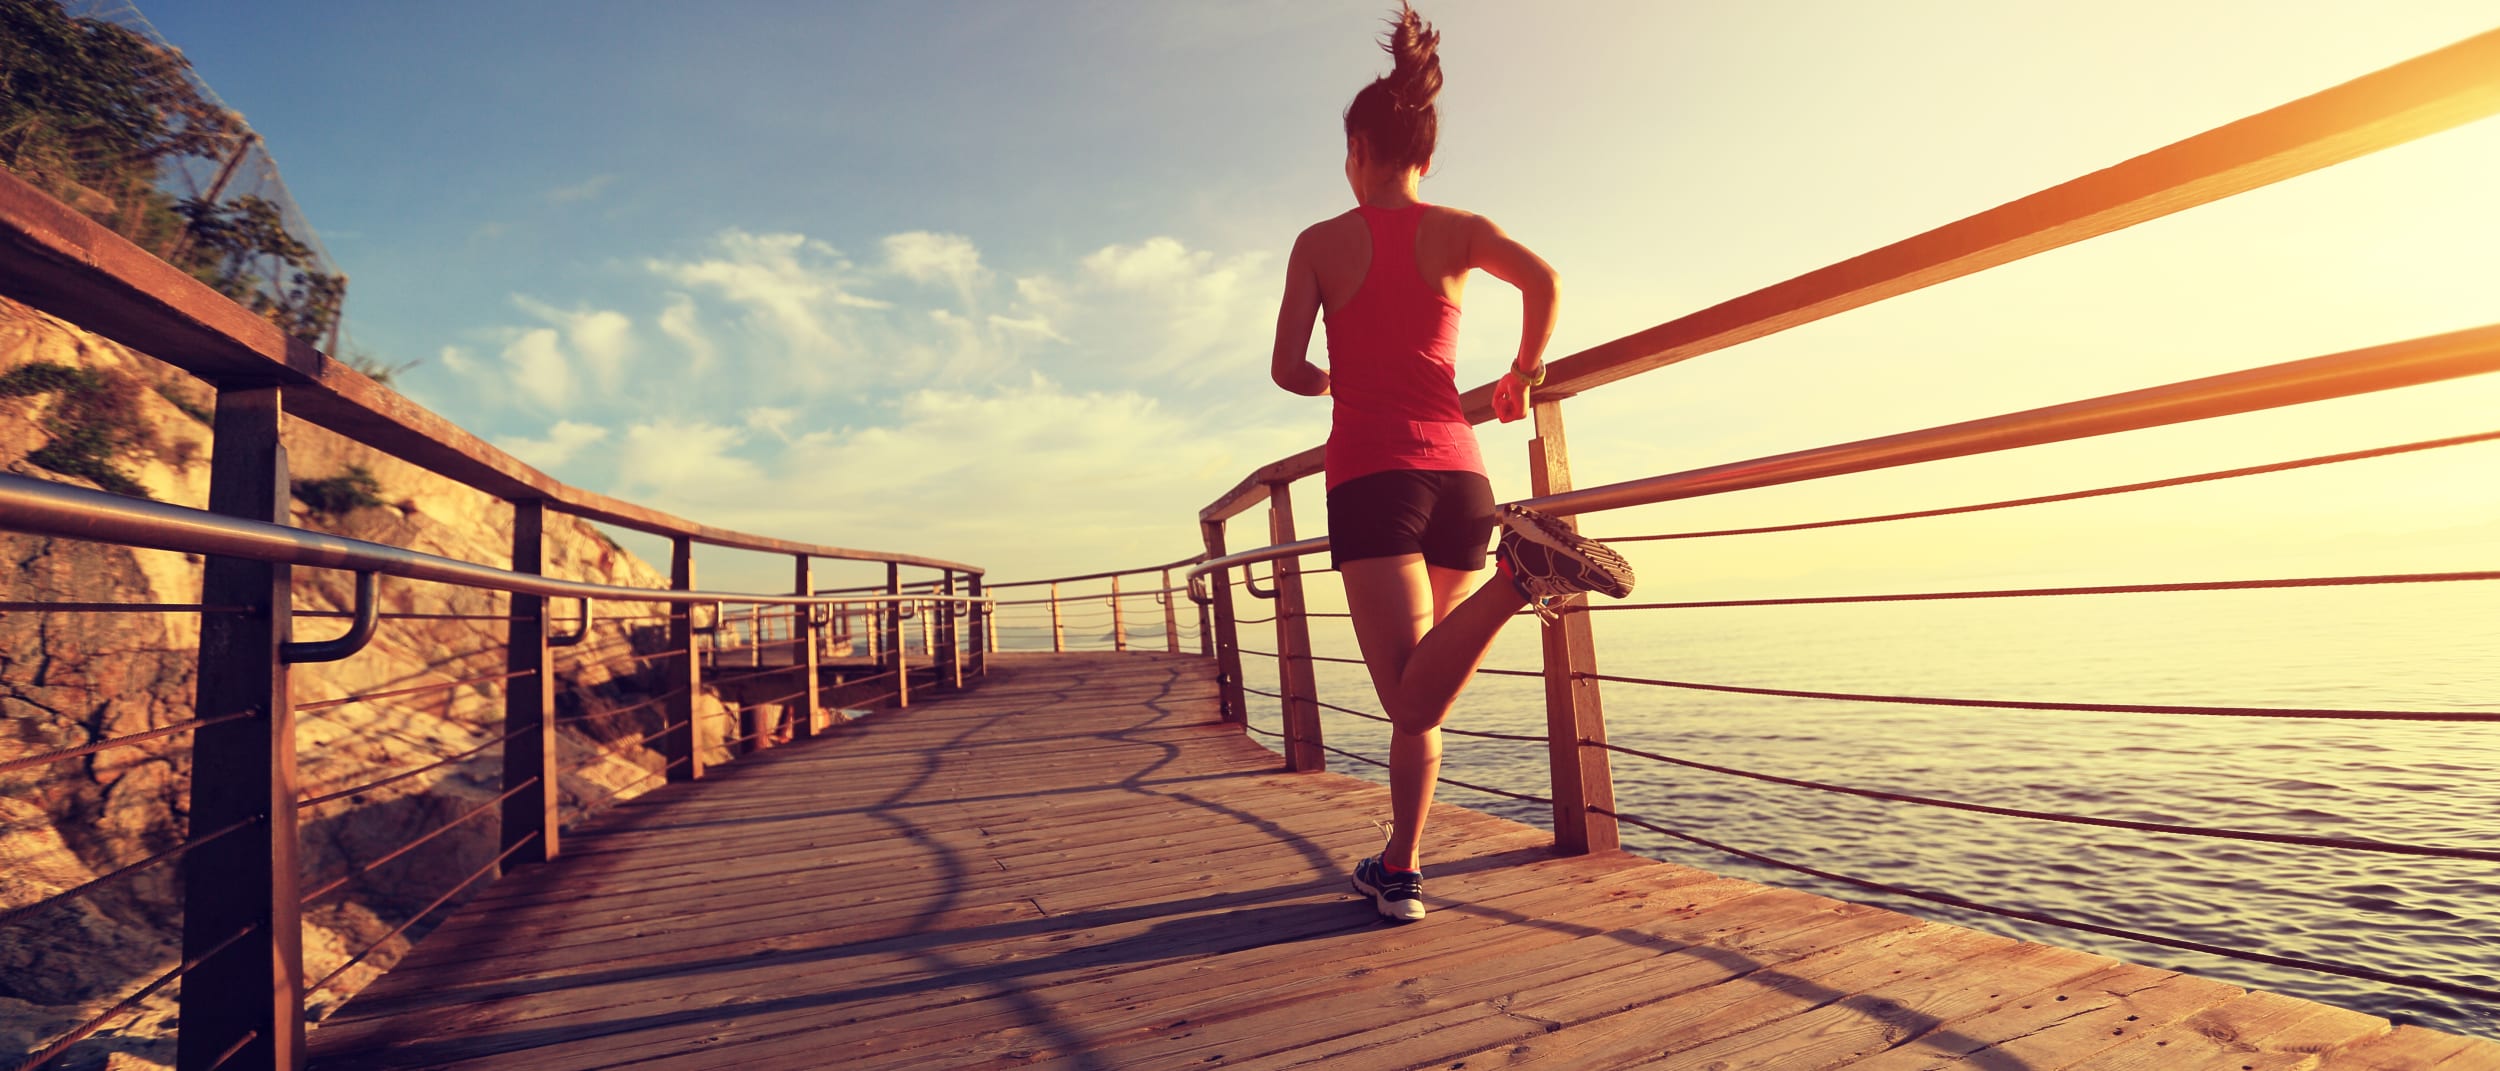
[2056,990,2394,1071]
[304,653,2500,1071]
[1834,959,2242,1070]
[2315,1025,2500,1070]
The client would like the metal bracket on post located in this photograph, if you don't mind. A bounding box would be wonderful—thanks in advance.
[281,570,378,664]
[548,597,593,648]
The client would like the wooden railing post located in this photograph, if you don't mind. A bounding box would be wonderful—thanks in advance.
[1201,520,1247,725]
[941,571,963,691]
[500,498,559,865]
[1529,398,1619,854]
[1268,481,1325,772]
[180,385,304,1071]
[663,537,705,781]
[1111,574,1127,651]
[969,573,990,676]
[918,589,933,656]
[1049,582,1064,653]
[1161,567,1180,653]
[794,556,820,740]
[885,562,909,709]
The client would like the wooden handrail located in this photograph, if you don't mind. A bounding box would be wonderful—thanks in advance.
[1200,27,2500,524]
[0,169,979,574]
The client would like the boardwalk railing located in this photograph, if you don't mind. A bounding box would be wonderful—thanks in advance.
[981,555,1210,656]
[0,170,990,1069]
[991,24,2500,1032]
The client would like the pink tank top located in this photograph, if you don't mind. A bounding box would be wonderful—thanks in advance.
[1322,203,1483,490]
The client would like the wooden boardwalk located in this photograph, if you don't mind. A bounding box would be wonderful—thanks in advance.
[307,652,2499,1071]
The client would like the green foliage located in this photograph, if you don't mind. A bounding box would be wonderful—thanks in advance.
[337,345,418,387]
[150,380,211,423]
[1,0,342,346]
[293,465,383,515]
[0,359,156,498]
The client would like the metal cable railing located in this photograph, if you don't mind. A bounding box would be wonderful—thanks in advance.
[1585,738,2500,862]
[9,923,259,1071]
[0,712,251,777]
[305,831,542,1006]
[297,778,542,907]
[1588,804,2500,1004]
[297,725,530,809]
[0,816,256,930]
[1582,671,2500,723]
[1152,31,2500,1030]
[297,667,537,714]
[1596,427,2500,544]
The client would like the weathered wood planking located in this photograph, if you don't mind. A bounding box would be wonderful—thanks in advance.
[305,652,2500,1071]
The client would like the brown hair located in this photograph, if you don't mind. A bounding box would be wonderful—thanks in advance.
[1343,2,1442,173]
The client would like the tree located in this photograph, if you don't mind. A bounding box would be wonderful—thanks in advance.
[1,0,345,346]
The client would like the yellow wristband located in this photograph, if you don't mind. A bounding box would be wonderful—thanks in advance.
[1512,364,1546,388]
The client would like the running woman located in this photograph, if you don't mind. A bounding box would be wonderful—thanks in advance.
[1268,2,1636,922]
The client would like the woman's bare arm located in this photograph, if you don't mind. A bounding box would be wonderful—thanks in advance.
[1465,214,1559,379]
[1270,228,1332,397]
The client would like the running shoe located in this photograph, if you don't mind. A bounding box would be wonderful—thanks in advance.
[1496,503,1636,622]
[1352,855,1427,923]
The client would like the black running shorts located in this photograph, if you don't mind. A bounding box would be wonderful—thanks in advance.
[1325,469,1497,572]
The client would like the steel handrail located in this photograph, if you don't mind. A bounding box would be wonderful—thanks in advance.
[1197,27,2500,523]
[982,553,1204,590]
[1188,321,2500,581]
[0,473,990,611]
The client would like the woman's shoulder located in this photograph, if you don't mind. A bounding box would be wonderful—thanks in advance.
[1293,211,1368,256]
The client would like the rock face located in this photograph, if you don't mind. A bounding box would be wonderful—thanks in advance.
[0,297,746,1068]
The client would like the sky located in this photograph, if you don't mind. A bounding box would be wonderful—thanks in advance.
[130,1,2500,597]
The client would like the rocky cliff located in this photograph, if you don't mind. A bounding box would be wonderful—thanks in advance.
[0,296,745,1069]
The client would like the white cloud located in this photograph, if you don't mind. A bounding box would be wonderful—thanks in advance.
[594,374,1312,585]
[646,230,889,368]
[1019,237,1274,387]
[513,296,633,389]
[438,344,477,376]
[657,294,716,372]
[503,328,571,411]
[883,231,988,309]
[546,174,615,204]
[615,419,764,496]
[499,420,610,469]
[744,406,798,440]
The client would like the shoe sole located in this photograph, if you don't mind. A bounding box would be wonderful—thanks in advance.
[1350,871,1427,922]
[1500,504,1636,599]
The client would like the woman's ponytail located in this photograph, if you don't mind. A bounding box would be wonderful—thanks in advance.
[1344,2,1442,172]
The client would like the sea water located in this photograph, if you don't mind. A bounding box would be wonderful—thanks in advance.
[1023,581,2500,1040]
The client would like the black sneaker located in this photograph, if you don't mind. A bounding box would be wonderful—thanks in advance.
[1352,855,1426,922]
[1497,503,1636,622]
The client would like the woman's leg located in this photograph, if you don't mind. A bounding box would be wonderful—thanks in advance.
[1341,555,1527,870]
